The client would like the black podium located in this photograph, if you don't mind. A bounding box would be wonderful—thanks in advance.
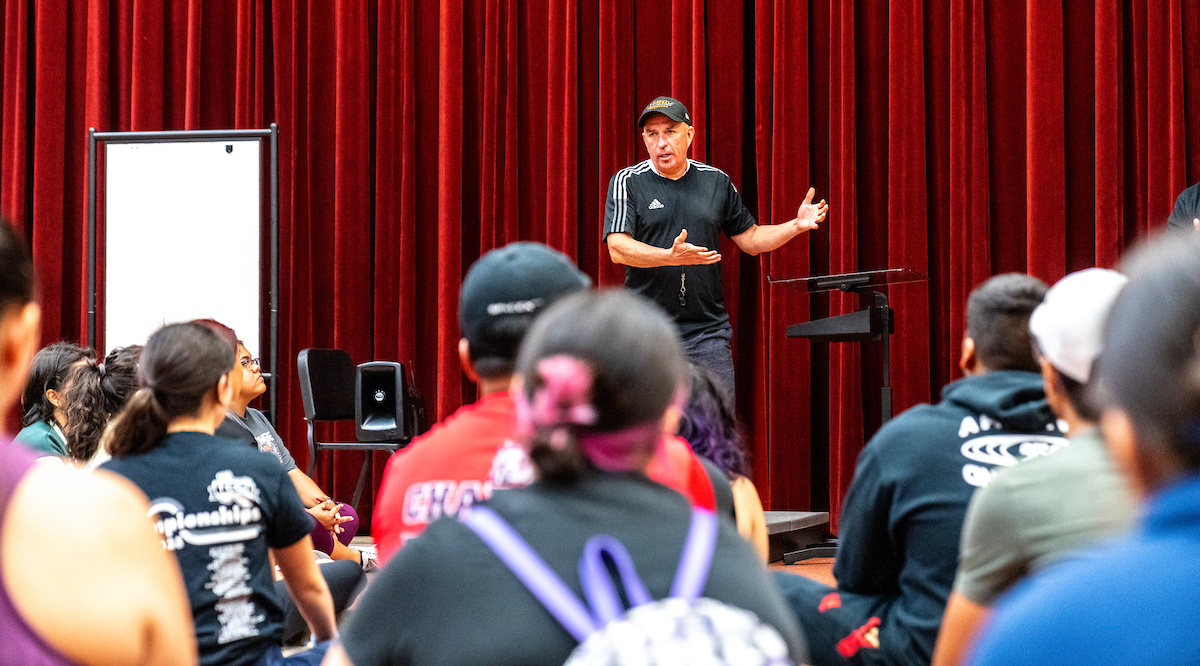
[770,268,926,563]
[771,268,926,424]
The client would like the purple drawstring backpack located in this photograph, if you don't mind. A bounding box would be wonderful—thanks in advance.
[461,506,793,665]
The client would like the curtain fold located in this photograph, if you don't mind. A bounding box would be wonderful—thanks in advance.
[1025,0,1066,278]
[755,0,813,511]
[5,0,1200,527]
[825,0,860,528]
[888,0,930,434]
[948,0,990,381]
[1093,0,1122,265]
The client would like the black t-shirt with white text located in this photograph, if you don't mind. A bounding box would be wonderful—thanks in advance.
[104,432,314,666]
[604,160,756,338]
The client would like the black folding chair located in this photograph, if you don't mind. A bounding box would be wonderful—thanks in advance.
[296,348,407,510]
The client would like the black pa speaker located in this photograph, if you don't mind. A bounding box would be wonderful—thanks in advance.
[355,361,408,442]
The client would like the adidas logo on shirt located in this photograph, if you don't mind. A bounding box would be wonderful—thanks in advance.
[648,198,665,210]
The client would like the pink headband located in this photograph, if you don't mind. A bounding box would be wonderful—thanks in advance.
[514,354,684,472]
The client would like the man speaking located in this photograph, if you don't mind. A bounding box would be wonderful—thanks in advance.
[604,95,829,395]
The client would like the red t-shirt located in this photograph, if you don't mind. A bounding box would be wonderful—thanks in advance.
[373,391,533,564]
[373,390,715,564]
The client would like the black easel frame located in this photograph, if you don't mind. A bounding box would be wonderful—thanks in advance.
[86,125,280,424]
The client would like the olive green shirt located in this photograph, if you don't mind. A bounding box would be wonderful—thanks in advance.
[954,427,1138,605]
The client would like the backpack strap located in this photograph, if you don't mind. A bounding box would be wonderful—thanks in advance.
[460,506,598,642]
[461,504,719,637]
[670,508,718,601]
[578,534,653,624]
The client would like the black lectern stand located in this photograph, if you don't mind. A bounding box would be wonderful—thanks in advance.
[770,268,926,563]
[771,268,926,424]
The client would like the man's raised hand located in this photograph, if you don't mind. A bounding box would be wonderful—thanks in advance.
[669,229,722,265]
[796,187,829,232]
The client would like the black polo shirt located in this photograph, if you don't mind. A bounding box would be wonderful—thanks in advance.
[603,160,756,338]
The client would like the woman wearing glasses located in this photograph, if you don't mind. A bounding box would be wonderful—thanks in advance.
[198,322,372,570]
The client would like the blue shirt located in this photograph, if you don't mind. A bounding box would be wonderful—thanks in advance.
[970,472,1200,665]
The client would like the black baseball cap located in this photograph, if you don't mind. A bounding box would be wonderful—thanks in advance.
[459,242,591,355]
[637,96,692,127]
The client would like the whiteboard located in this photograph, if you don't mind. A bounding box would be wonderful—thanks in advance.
[104,140,261,354]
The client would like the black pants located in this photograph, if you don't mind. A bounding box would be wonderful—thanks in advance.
[773,571,911,666]
[276,559,366,644]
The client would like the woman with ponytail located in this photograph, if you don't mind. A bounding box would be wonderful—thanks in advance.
[68,345,142,468]
[103,322,337,666]
[329,290,805,666]
[58,345,142,464]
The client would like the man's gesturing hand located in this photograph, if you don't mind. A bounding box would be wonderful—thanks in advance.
[795,187,829,232]
[669,229,722,265]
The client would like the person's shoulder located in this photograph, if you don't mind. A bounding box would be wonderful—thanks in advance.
[688,159,732,181]
[214,414,253,444]
[864,402,945,447]
[244,407,272,427]
[214,434,282,467]
[408,393,515,454]
[1175,181,1200,205]
[979,543,1130,646]
[14,420,50,438]
[610,160,654,183]
[177,430,281,472]
[388,511,481,575]
[13,421,62,456]
[25,463,149,530]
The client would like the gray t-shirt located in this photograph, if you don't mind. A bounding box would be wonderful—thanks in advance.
[954,427,1137,605]
[216,408,298,473]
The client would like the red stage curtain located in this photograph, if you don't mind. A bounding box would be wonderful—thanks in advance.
[3,1,1199,529]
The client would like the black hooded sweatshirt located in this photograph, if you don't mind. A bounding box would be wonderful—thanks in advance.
[832,370,1066,664]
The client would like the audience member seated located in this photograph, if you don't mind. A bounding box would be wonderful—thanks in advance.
[325,290,807,665]
[932,268,1137,666]
[774,273,1065,666]
[369,243,590,563]
[14,342,94,457]
[0,219,197,665]
[1166,181,1200,232]
[194,321,365,645]
[371,242,731,566]
[205,323,368,570]
[679,362,769,561]
[969,233,1200,665]
[103,322,337,666]
[56,344,143,465]
[78,344,143,469]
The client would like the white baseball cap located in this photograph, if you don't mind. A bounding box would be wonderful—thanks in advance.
[1028,267,1128,383]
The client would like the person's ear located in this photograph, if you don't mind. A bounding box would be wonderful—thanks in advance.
[508,374,525,402]
[685,125,695,149]
[959,336,978,375]
[0,302,40,413]
[45,388,63,408]
[1040,357,1068,419]
[1100,408,1148,500]
[660,403,683,437]
[216,372,233,409]
[458,338,480,384]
